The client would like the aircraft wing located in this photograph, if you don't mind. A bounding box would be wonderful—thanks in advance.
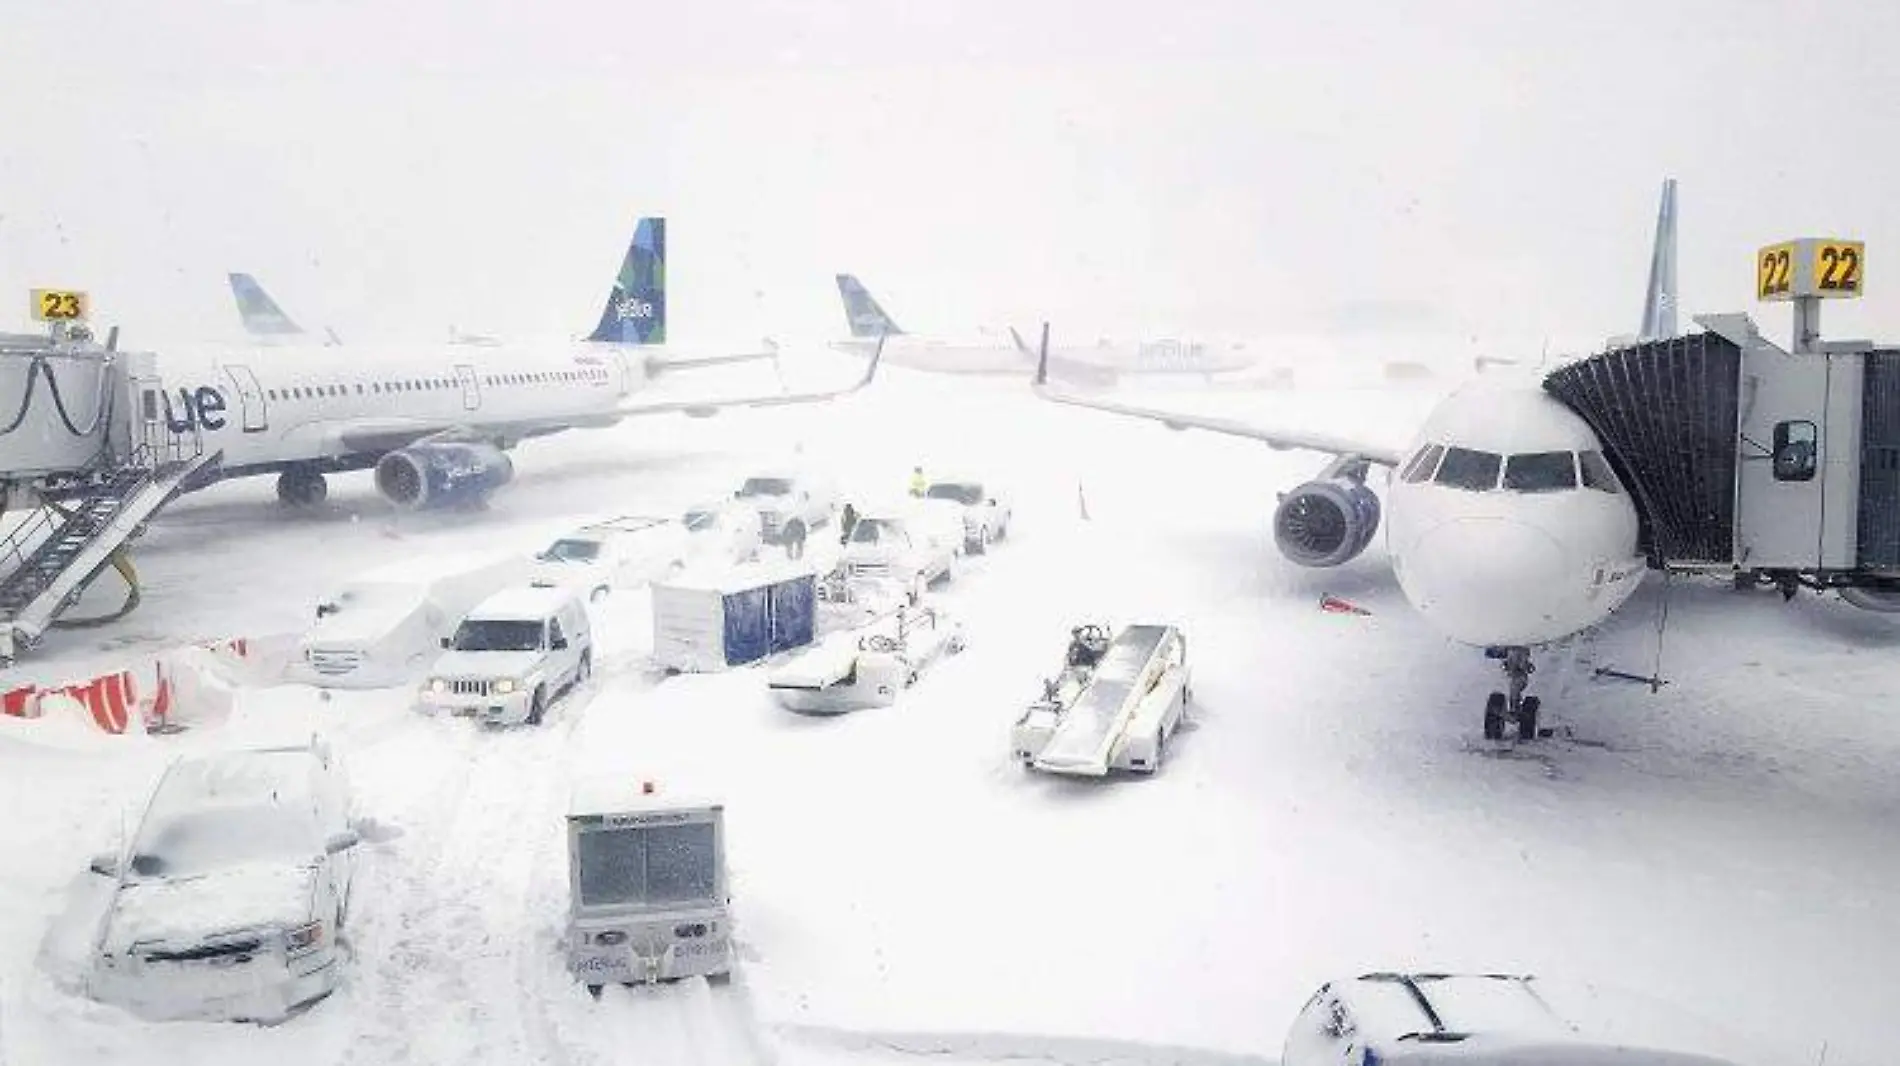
[646,338,781,375]
[612,335,883,418]
[1029,326,1410,467]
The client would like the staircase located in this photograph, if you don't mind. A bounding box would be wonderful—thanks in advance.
[0,450,220,663]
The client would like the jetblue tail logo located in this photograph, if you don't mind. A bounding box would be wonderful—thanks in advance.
[228,273,303,336]
[588,217,667,345]
[836,274,902,337]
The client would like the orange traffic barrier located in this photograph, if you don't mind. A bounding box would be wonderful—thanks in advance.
[58,672,136,734]
[2,685,37,718]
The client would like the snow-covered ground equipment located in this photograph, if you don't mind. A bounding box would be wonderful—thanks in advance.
[1012,623,1190,776]
[838,502,959,604]
[767,602,966,713]
[566,780,731,993]
[651,564,816,672]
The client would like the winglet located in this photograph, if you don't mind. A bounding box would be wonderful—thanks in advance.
[864,330,887,387]
[1034,322,1051,388]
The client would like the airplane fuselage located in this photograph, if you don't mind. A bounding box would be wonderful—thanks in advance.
[1382,385,1645,649]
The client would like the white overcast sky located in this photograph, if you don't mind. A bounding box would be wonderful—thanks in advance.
[3,0,1897,355]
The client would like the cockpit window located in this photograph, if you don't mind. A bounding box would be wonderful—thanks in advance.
[1578,450,1622,494]
[1400,443,1445,484]
[1503,452,1578,493]
[1434,447,1502,491]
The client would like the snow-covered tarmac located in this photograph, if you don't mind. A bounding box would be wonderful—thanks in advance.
[2,363,1894,1066]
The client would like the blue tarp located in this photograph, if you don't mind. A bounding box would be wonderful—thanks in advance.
[720,573,815,666]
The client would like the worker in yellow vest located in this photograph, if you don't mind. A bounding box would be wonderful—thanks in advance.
[908,466,928,498]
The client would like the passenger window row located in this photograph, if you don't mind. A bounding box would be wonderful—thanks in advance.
[1399,443,1623,495]
[262,367,608,403]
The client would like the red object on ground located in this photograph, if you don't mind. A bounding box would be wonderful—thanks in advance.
[1318,594,1372,616]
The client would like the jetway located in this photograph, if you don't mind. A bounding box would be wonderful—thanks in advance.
[0,310,216,664]
[1541,237,1900,606]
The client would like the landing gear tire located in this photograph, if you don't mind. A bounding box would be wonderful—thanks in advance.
[1516,695,1541,741]
[276,469,328,507]
[1483,692,1507,741]
[527,686,547,726]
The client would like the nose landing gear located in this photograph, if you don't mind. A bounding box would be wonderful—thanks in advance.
[1483,645,1541,742]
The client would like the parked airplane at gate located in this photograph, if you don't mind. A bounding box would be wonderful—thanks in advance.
[831,273,1260,381]
[144,217,879,511]
[1032,181,1693,742]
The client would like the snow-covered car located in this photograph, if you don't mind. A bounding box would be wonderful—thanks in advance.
[528,516,688,600]
[732,471,841,548]
[86,742,363,1023]
[837,504,960,604]
[767,603,966,713]
[1284,973,1748,1066]
[288,552,526,688]
[680,499,764,567]
[419,585,594,727]
[920,477,1012,554]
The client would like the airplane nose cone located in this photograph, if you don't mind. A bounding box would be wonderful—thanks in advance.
[1398,518,1573,646]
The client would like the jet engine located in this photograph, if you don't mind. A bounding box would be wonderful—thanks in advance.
[1273,477,1381,568]
[374,440,514,510]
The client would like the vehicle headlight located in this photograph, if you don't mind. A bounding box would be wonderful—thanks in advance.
[493,678,518,695]
[285,920,325,955]
[428,678,447,694]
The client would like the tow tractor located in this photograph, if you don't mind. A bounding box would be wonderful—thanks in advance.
[1012,623,1191,776]
[767,600,966,714]
[566,780,732,995]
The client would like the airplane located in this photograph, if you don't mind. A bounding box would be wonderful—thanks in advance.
[1030,181,1693,743]
[122,216,880,511]
[832,273,1263,381]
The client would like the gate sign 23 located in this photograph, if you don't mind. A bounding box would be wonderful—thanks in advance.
[31,289,89,322]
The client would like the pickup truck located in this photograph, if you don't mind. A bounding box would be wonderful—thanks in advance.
[731,471,841,551]
[837,503,960,604]
[919,477,1012,554]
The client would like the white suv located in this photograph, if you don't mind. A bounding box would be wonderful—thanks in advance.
[420,586,594,726]
[839,505,959,604]
[733,471,840,552]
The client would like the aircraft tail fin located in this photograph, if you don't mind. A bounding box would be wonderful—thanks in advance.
[836,274,903,337]
[227,273,304,337]
[587,217,667,345]
[1638,178,1678,341]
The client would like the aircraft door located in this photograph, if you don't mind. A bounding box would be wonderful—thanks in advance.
[454,364,481,411]
[223,365,269,432]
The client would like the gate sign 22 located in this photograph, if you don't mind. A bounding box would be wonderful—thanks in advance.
[1813,240,1864,297]
[1757,238,1865,302]
[30,289,89,322]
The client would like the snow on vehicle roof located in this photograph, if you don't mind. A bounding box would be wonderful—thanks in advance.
[466,584,582,620]
[578,515,672,536]
[149,747,320,814]
[569,777,721,818]
[660,560,817,594]
[1375,1036,1747,1066]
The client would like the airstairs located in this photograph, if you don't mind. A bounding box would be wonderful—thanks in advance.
[0,323,211,664]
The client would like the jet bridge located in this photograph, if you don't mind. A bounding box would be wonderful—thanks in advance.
[1542,238,1900,607]
[0,306,216,664]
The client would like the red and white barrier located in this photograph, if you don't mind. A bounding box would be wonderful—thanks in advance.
[3,685,38,719]
[0,632,292,736]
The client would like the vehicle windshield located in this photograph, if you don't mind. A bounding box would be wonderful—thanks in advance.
[925,483,982,505]
[539,538,601,562]
[451,619,543,652]
[127,804,322,880]
[575,823,718,908]
[683,509,717,531]
[737,477,792,498]
[850,518,903,545]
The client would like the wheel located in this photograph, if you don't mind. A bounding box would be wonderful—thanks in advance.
[1482,692,1507,741]
[590,585,610,604]
[1516,695,1541,741]
[276,469,328,506]
[527,686,547,726]
[586,984,604,1000]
